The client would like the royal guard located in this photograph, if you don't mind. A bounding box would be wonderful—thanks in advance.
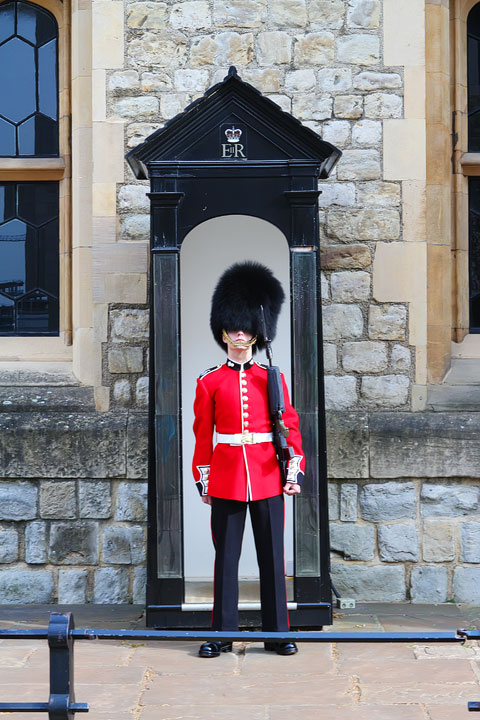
[192,261,305,658]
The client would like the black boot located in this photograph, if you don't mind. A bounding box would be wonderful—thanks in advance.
[264,641,298,655]
[198,641,233,658]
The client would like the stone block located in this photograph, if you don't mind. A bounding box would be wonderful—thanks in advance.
[294,32,335,65]
[354,71,402,90]
[347,0,380,28]
[127,123,162,149]
[453,567,480,603]
[115,482,148,522]
[318,181,355,207]
[174,68,210,92]
[25,522,47,564]
[310,0,345,28]
[378,523,418,561]
[113,380,132,406]
[357,181,400,206]
[292,94,332,121]
[323,343,337,372]
[334,95,363,119]
[352,119,381,146]
[360,482,416,522]
[391,345,411,372]
[93,567,129,604]
[321,272,329,300]
[214,0,267,27]
[364,93,403,119]
[361,375,410,407]
[271,0,306,26]
[324,376,357,410]
[268,94,291,112]
[213,32,255,65]
[160,93,190,120]
[318,67,352,91]
[331,563,406,601]
[257,31,291,64]
[336,150,381,181]
[0,528,18,563]
[0,570,53,603]
[113,96,159,121]
[108,347,144,374]
[58,569,88,604]
[118,185,149,212]
[331,271,370,302]
[133,566,147,604]
[108,70,139,94]
[411,566,448,603]
[120,214,154,241]
[127,2,168,29]
[421,484,479,517]
[461,522,480,562]
[328,482,339,520]
[423,518,454,562]
[0,481,37,520]
[330,523,374,560]
[102,525,145,564]
[337,34,379,65]
[326,411,369,478]
[141,71,173,92]
[321,244,371,270]
[40,481,76,519]
[169,1,211,29]
[323,304,363,340]
[327,208,400,242]
[127,414,148,479]
[136,377,149,407]
[49,522,98,565]
[340,483,358,521]
[285,69,316,92]
[128,31,188,69]
[368,304,406,340]
[78,481,112,519]
[111,309,149,343]
[342,342,387,373]
[242,68,282,92]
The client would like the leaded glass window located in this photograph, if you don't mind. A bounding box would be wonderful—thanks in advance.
[469,178,480,332]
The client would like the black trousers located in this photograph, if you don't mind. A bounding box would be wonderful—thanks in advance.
[210,494,289,632]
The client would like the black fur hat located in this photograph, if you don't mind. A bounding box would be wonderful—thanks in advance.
[210,261,285,351]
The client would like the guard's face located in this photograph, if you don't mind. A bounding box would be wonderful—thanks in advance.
[223,329,253,345]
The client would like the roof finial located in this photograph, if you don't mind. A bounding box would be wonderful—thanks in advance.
[227,66,238,78]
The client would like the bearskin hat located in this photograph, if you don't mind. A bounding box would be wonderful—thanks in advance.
[210,261,285,351]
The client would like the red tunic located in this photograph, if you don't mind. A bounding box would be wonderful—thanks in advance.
[192,359,305,502]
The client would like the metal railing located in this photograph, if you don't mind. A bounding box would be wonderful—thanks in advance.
[0,613,478,717]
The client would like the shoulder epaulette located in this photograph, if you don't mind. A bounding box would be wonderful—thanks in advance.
[255,362,268,370]
[198,365,221,380]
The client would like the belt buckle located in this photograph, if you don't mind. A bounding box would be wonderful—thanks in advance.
[241,431,255,444]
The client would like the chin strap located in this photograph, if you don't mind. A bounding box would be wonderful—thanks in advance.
[222,329,257,348]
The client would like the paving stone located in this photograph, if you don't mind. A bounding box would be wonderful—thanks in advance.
[78,481,112,519]
[360,482,417,521]
[115,482,148,521]
[423,518,455,562]
[326,411,369,478]
[102,526,145,564]
[93,567,129,604]
[324,376,357,410]
[0,528,18,563]
[460,522,480,562]
[0,481,37,520]
[378,523,418,561]
[361,375,410,407]
[323,304,363,340]
[321,244,371,270]
[331,523,373,560]
[49,521,98,565]
[421,483,480,517]
[40,481,76,519]
[342,341,387,373]
[58,569,88,604]
[331,562,406,601]
[25,521,47,564]
[0,569,53,603]
[453,567,480,603]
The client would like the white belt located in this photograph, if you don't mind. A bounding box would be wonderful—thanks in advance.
[216,431,273,446]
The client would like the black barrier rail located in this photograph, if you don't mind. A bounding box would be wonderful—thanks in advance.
[0,613,479,717]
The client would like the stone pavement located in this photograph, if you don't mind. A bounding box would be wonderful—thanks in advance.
[1,603,480,720]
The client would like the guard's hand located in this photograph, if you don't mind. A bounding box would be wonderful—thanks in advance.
[283,482,301,496]
[202,495,212,505]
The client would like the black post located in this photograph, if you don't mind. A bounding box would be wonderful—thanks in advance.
[48,613,79,720]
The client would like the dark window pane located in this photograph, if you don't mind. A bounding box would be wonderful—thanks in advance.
[18,113,58,156]
[38,219,59,295]
[0,2,15,44]
[0,293,14,333]
[0,37,36,123]
[469,177,480,330]
[0,184,15,224]
[17,289,57,333]
[0,117,15,156]
[38,39,57,120]
[0,218,30,296]
[17,1,56,45]
[468,5,480,150]
[17,182,57,226]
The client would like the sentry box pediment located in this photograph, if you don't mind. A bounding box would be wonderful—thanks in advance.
[126,66,341,178]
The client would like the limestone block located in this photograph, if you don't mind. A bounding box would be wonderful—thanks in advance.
[331,271,370,303]
[328,482,339,520]
[215,32,255,65]
[323,304,363,340]
[324,376,358,410]
[352,119,381,146]
[93,567,129,604]
[310,0,345,29]
[361,375,410,407]
[347,0,380,28]
[334,95,363,119]
[271,0,306,26]
[378,523,418,561]
[360,482,416,521]
[318,67,352,91]
[318,181,355,207]
[128,2,168,29]
[174,69,210,93]
[127,414,148,479]
[331,563,406,601]
[113,380,132,406]
[128,31,188,69]
[242,68,282,92]
[111,309,149,342]
[108,347,144,374]
[40,481,76,519]
[336,150,381,181]
[340,483,358,521]
[321,244,371,270]
[141,72,173,92]
[118,185,149,213]
[127,123,163,149]
[337,35,379,65]
[102,526,146,564]
[374,242,425,303]
[257,31,291,65]
[321,272,329,300]
[354,72,402,90]
[0,570,53,603]
[133,566,147,604]
[293,95,332,121]
[326,411,369,478]
[285,70,316,92]
[454,567,480,604]
[115,482,148,521]
[190,36,217,65]
[384,0,425,67]
[294,32,334,66]
[93,1,123,70]
[330,523,374,560]
[268,94,291,112]
[169,1,211,29]
[343,342,387,373]
[384,119,426,181]
[161,93,191,120]
[25,522,47,564]
[136,377,149,407]
[368,305,406,340]
[0,481,37,520]
[327,208,400,242]
[411,566,448,603]
[58,569,88,604]
[79,481,112,519]
[214,0,267,27]
[94,274,147,305]
[421,484,480,517]
[461,522,480,562]
[357,181,400,207]
[364,93,402,119]
[49,522,99,565]
[391,345,411,372]
[423,518,454,562]
[113,96,159,121]
[108,71,140,94]
[323,344,337,372]
[0,528,18,563]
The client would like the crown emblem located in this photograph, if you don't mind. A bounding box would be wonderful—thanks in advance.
[225,127,242,143]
